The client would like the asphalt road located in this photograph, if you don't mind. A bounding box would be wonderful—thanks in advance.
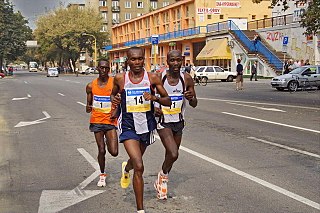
[0,70,319,213]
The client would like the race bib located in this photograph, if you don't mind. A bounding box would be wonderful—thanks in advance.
[92,95,111,113]
[126,87,151,112]
[162,94,183,115]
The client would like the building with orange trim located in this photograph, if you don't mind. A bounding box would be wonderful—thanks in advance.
[106,0,272,71]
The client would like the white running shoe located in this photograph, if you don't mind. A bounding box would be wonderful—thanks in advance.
[97,173,107,187]
[154,171,168,200]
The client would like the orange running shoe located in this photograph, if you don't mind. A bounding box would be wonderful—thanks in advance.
[97,173,107,187]
[154,171,169,200]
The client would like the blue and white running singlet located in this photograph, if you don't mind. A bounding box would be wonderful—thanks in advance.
[158,71,186,123]
[118,71,156,134]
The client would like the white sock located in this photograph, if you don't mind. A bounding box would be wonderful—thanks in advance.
[160,170,168,177]
[137,210,145,213]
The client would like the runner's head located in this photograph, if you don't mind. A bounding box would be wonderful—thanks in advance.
[167,50,182,73]
[127,46,145,73]
[97,58,111,78]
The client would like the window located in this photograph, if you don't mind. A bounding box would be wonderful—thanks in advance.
[101,11,107,20]
[112,13,119,20]
[150,2,157,9]
[125,1,131,8]
[163,2,169,7]
[206,67,215,72]
[219,15,224,19]
[197,67,205,72]
[252,15,256,20]
[101,24,108,32]
[112,1,119,7]
[125,13,131,20]
[176,9,180,19]
[99,0,107,7]
[207,15,212,19]
[264,15,268,18]
[137,2,143,8]
[215,67,224,72]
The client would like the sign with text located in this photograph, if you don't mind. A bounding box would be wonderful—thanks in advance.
[151,35,159,45]
[197,8,221,14]
[216,1,240,8]
[282,36,289,45]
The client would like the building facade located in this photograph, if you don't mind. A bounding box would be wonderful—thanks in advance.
[107,0,272,71]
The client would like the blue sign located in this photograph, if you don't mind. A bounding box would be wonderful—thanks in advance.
[283,36,289,45]
[151,35,159,45]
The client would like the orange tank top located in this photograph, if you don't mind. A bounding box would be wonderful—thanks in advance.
[90,78,117,125]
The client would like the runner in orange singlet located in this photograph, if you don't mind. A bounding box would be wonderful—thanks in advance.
[86,59,118,187]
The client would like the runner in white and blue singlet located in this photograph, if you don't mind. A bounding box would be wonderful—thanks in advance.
[111,46,171,213]
[154,50,197,200]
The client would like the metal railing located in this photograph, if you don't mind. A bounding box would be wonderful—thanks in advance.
[229,20,283,70]
[248,14,298,30]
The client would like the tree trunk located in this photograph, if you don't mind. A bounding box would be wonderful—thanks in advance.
[0,57,3,73]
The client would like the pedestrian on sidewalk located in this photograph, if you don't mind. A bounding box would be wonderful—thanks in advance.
[250,61,258,81]
[236,59,244,90]
[86,59,119,187]
[111,46,171,213]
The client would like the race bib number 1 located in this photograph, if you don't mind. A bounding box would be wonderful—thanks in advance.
[162,94,183,115]
[93,95,111,113]
[126,87,151,112]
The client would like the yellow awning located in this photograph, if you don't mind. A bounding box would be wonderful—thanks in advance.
[196,38,231,60]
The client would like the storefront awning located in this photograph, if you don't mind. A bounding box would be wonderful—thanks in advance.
[196,38,231,60]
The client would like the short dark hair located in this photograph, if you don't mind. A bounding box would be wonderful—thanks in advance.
[98,58,110,67]
[237,59,241,63]
[128,46,144,55]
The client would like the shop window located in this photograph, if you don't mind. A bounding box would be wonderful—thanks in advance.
[219,15,224,19]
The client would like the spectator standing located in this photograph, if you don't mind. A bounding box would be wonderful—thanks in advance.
[250,61,258,81]
[253,34,261,52]
[305,59,310,65]
[236,59,244,90]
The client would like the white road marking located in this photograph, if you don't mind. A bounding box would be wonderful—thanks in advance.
[65,80,70,82]
[198,97,320,111]
[227,102,286,112]
[24,81,28,84]
[12,97,28,100]
[27,94,31,97]
[77,101,86,106]
[155,135,320,210]
[38,148,104,213]
[15,111,50,127]
[58,93,65,96]
[248,137,320,159]
[222,112,320,134]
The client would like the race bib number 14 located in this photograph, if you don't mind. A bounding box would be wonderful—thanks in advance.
[126,87,151,113]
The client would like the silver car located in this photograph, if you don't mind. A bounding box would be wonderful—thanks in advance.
[271,65,320,91]
[47,67,59,77]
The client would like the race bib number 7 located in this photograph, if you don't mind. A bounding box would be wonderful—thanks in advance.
[126,87,151,113]
[92,95,111,113]
[162,94,183,115]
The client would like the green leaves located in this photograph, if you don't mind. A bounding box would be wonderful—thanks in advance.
[0,0,32,68]
[34,6,109,68]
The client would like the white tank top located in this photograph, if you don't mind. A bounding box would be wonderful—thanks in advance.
[159,71,186,123]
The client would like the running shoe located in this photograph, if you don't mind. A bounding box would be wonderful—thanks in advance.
[137,210,145,213]
[120,161,131,188]
[97,173,107,187]
[154,171,169,200]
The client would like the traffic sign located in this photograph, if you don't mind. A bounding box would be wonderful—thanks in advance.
[282,36,289,45]
[151,35,159,45]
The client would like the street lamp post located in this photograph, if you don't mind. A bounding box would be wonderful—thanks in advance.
[82,33,97,68]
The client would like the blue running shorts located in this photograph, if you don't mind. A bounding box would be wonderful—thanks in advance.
[119,129,156,146]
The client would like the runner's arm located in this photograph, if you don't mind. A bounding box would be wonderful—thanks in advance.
[184,73,197,108]
[86,83,93,113]
[149,73,171,107]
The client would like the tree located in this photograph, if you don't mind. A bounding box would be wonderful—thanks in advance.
[34,6,109,71]
[0,0,32,72]
[256,0,319,35]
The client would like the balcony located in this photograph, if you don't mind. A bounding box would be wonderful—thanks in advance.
[102,18,108,24]
[112,19,120,24]
[99,6,108,11]
[112,6,120,12]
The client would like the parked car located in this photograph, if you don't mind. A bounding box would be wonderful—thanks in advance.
[85,67,95,75]
[195,66,237,82]
[47,67,59,77]
[270,65,320,91]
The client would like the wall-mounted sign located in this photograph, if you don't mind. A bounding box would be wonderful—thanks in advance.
[197,8,221,14]
[184,52,190,56]
[185,46,190,50]
[216,1,240,8]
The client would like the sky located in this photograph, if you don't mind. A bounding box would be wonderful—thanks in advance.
[11,0,85,29]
